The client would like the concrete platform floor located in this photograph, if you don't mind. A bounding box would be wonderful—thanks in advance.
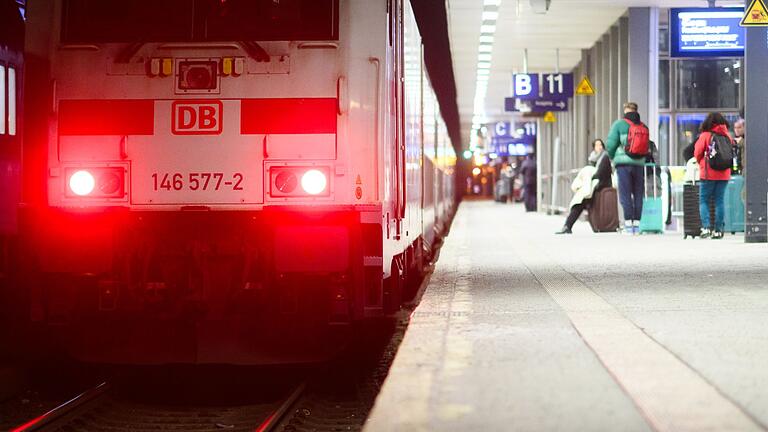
[365,200,768,432]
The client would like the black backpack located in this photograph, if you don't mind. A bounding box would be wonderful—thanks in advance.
[706,133,733,171]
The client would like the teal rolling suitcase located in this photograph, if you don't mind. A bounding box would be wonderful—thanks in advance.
[640,163,663,234]
[723,175,745,234]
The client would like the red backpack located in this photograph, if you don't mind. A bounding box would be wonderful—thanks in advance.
[624,119,650,159]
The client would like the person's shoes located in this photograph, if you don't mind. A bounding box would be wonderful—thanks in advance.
[700,228,712,239]
[555,226,572,235]
[623,221,633,234]
[711,230,724,239]
[632,220,641,235]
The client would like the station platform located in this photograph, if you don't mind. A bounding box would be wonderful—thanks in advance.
[365,200,768,432]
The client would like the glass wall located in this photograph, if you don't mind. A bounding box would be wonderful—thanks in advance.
[658,9,743,165]
[677,60,740,110]
[659,59,670,110]
[658,114,670,165]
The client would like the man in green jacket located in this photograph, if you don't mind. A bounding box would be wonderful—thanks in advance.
[606,102,646,234]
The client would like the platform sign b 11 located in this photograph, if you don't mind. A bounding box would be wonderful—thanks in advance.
[513,73,540,100]
[542,73,574,98]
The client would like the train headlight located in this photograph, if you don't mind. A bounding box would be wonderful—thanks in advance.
[66,167,126,199]
[270,167,330,198]
[178,60,218,91]
[301,169,328,195]
[69,170,95,196]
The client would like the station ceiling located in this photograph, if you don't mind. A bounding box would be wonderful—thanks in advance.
[447,0,745,147]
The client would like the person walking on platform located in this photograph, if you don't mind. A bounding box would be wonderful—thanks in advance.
[606,102,650,234]
[520,154,537,212]
[694,112,733,239]
[556,139,613,234]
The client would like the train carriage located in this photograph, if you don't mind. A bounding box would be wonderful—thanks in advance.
[0,0,23,283]
[20,0,455,364]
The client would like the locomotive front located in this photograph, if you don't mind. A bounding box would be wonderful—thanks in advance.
[21,0,391,364]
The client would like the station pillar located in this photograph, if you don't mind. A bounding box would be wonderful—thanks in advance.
[627,7,659,143]
[745,27,768,243]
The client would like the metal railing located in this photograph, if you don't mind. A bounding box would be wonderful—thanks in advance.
[540,168,581,214]
[540,165,690,232]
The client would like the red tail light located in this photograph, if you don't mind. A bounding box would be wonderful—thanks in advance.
[66,167,126,198]
[270,167,330,198]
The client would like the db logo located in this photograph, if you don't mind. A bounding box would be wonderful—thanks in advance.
[172,100,222,135]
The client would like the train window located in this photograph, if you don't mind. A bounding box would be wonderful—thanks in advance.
[61,0,338,43]
[204,0,339,41]
[0,65,5,135]
[8,67,16,136]
[61,0,194,43]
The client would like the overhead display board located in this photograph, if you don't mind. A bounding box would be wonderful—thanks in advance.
[671,8,745,57]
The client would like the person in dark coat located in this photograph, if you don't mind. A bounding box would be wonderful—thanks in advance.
[519,154,537,212]
[556,139,613,234]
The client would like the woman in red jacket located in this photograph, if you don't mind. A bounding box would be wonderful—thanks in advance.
[693,112,732,239]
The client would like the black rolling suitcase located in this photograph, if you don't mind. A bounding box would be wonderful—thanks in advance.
[683,183,702,239]
[682,182,715,239]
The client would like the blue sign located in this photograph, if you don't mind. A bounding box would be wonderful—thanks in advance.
[671,8,745,57]
[493,121,513,137]
[490,136,535,156]
[505,97,568,113]
[513,73,539,100]
[542,73,574,98]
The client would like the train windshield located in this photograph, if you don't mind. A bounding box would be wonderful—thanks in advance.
[61,0,339,44]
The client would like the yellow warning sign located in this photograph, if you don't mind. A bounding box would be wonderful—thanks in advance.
[741,0,768,26]
[543,111,556,123]
[576,76,596,96]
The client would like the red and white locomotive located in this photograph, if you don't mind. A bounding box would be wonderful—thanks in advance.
[20,0,456,364]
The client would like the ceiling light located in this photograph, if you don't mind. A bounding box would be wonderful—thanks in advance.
[478,53,492,61]
[480,24,497,33]
[477,62,492,69]
[482,11,499,20]
[479,35,495,43]
[484,0,501,5]
[478,45,493,52]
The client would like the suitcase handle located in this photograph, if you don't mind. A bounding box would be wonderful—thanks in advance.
[644,163,658,199]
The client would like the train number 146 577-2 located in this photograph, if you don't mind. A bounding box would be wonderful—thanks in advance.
[151,172,244,191]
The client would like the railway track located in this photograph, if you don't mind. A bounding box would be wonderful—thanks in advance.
[11,381,306,432]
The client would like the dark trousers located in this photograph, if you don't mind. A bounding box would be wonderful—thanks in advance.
[565,200,590,230]
[523,185,536,211]
[616,165,644,221]
[699,180,727,230]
